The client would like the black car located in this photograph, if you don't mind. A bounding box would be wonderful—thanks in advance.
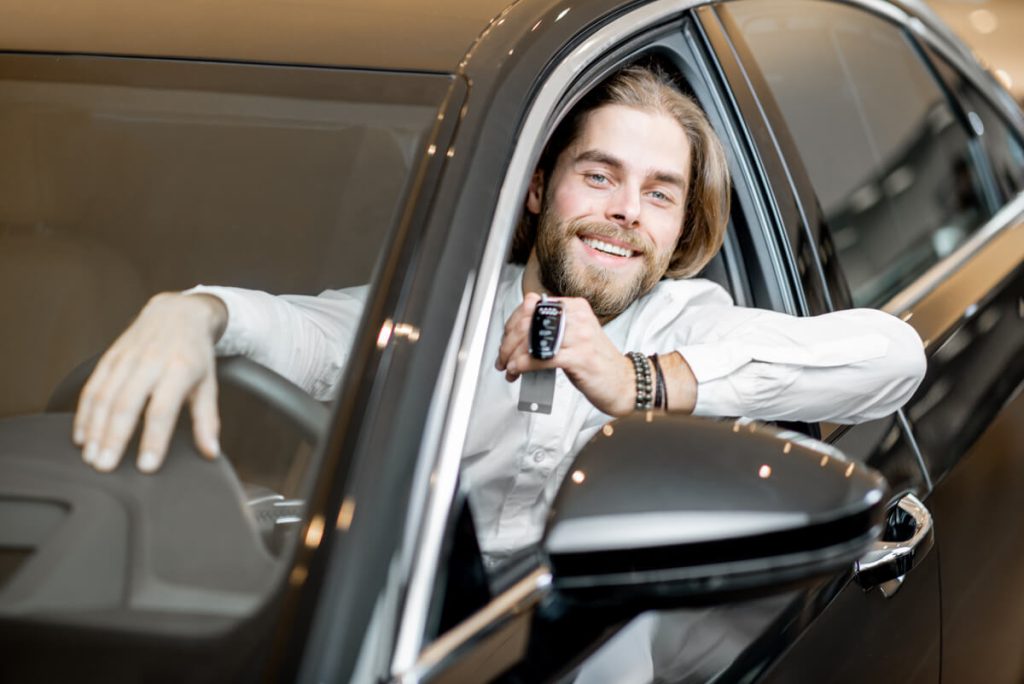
[1,0,1023,681]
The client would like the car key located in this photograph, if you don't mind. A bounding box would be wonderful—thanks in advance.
[528,294,565,360]
[520,295,563,414]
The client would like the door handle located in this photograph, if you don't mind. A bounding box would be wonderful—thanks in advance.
[855,493,934,598]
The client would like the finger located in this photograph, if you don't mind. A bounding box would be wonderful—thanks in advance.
[92,358,165,472]
[497,319,531,371]
[187,371,220,461]
[521,291,542,307]
[506,351,556,377]
[135,371,193,474]
[497,310,532,370]
[74,347,122,447]
[502,292,543,332]
[82,348,144,467]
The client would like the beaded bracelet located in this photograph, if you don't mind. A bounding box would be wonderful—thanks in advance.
[627,351,653,410]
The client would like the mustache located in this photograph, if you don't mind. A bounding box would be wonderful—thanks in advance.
[565,218,652,255]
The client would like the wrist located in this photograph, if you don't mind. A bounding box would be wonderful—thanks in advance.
[661,352,697,414]
[610,354,638,417]
[188,293,229,343]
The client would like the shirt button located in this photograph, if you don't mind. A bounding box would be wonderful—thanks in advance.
[532,451,545,464]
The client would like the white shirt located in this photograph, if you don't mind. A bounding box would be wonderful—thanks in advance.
[190,264,925,557]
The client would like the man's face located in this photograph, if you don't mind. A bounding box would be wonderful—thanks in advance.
[528,104,690,318]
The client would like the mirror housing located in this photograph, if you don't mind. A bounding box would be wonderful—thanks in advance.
[542,414,887,606]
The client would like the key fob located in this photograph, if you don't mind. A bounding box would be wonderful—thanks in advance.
[529,295,564,360]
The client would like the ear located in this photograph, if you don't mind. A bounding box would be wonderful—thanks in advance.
[526,170,544,215]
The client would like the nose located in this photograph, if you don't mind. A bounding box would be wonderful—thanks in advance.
[605,183,642,228]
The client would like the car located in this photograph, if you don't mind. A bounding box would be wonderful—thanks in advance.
[1,0,1022,681]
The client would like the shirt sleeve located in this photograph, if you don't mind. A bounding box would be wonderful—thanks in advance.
[649,281,927,424]
[183,284,368,401]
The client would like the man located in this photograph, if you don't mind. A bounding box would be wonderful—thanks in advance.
[73,66,925,558]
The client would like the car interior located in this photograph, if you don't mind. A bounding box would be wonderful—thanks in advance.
[0,54,441,676]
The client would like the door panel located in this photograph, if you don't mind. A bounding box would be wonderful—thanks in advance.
[928,394,1024,682]
[757,549,940,684]
[902,259,1024,681]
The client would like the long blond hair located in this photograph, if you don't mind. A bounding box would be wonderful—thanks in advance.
[511,65,730,278]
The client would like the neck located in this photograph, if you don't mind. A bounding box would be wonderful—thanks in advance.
[522,251,548,298]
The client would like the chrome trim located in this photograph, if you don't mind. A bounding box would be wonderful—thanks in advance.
[391,276,474,670]
[883,192,1024,316]
[855,493,934,596]
[390,0,714,673]
[396,567,553,683]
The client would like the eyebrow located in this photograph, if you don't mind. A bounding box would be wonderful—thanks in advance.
[574,149,687,189]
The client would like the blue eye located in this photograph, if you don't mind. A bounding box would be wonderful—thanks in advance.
[587,173,608,184]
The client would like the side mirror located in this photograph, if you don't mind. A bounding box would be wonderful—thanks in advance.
[542,414,887,606]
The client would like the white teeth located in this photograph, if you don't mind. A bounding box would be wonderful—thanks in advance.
[581,237,635,258]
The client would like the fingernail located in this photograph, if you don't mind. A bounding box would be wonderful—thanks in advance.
[138,451,160,473]
[73,428,84,445]
[206,438,221,459]
[95,448,117,472]
[507,362,516,374]
[84,442,98,464]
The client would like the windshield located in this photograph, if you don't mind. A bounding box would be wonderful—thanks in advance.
[0,53,450,419]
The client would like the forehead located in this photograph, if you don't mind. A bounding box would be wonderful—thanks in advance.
[567,104,691,179]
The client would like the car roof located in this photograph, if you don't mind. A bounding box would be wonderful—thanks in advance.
[0,0,516,73]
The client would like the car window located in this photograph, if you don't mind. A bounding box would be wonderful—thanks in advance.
[928,53,1024,202]
[961,90,1024,200]
[0,54,445,419]
[725,0,993,308]
[0,53,449,672]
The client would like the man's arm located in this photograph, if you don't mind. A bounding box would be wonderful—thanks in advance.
[672,306,926,423]
[497,294,926,423]
[74,285,365,473]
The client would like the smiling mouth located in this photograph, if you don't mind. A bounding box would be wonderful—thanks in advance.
[580,236,638,258]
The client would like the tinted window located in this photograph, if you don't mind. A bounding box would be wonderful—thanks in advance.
[0,55,447,418]
[970,94,1024,199]
[931,55,1024,201]
[726,0,992,307]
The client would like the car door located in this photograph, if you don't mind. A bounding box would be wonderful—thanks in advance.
[327,2,939,683]
[691,1,958,681]
[714,0,1024,682]
[891,41,1024,684]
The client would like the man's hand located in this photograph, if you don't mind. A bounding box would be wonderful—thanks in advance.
[73,293,228,474]
[496,293,636,417]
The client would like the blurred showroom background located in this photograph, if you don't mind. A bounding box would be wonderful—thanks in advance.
[927,0,1024,104]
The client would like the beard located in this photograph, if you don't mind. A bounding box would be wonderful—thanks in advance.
[534,209,673,318]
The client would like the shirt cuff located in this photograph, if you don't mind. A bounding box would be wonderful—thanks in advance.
[182,285,259,357]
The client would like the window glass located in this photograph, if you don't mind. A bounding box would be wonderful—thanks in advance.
[0,53,448,654]
[940,63,1024,200]
[726,0,992,307]
[0,55,446,418]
